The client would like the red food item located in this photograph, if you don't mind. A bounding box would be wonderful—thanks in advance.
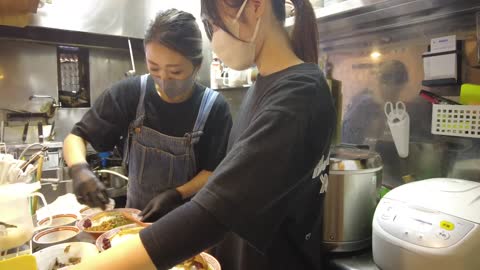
[83,219,92,228]
[102,238,111,250]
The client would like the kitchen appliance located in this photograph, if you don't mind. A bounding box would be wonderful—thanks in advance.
[322,145,383,252]
[373,178,480,270]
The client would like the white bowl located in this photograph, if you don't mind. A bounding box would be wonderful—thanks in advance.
[37,214,79,228]
[33,226,80,245]
[33,242,98,270]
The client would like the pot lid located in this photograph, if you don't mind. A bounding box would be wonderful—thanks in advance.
[329,145,383,171]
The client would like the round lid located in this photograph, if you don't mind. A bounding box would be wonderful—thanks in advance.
[329,145,383,172]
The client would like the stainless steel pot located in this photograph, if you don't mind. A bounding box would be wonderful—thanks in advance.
[96,166,128,198]
[322,145,383,252]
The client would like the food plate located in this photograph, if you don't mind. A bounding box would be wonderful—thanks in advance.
[33,242,98,270]
[96,224,221,270]
[76,208,141,236]
[33,226,80,245]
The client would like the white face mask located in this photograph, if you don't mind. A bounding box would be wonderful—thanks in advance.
[211,0,262,71]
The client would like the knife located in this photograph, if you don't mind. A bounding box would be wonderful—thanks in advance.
[37,122,44,143]
[22,122,29,144]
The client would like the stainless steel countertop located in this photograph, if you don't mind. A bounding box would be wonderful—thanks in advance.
[327,250,380,270]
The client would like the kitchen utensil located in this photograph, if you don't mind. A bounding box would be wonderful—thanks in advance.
[322,145,383,252]
[419,89,460,105]
[46,120,55,141]
[19,146,48,172]
[21,122,29,144]
[125,38,136,77]
[33,226,80,246]
[33,242,98,270]
[37,122,43,143]
[0,182,52,252]
[384,101,406,123]
[0,120,4,144]
[373,178,480,270]
[388,113,410,158]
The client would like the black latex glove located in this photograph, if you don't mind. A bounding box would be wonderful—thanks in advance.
[69,163,109,210]
[140,189,184,222]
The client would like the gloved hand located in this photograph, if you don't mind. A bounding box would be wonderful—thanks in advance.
[69,163,109,210]
[140,189,184,222]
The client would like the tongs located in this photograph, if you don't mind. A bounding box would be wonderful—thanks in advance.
[19,146,48,172]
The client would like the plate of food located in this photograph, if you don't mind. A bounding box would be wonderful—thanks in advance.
[96,224,221,270]
[33,242,98,270]
[76,208,141,237]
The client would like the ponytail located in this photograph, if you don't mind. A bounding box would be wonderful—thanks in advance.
[289,0,319,64]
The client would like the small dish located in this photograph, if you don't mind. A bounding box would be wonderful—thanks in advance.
[96,224,148,251]
[37,214,78,228]
[33,226,80,246]
[33,242,98,270]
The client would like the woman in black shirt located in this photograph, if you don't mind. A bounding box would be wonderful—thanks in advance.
[64,9,232,222]
[72,0,335,269]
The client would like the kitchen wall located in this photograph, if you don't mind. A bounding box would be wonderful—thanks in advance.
[0,38,147,143]
[324,13,480,187]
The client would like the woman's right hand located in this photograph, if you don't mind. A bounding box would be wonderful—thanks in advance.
[69,163,110,209]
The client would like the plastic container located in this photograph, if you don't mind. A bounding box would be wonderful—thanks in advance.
[431,104,480,138]
[0,182,52,252]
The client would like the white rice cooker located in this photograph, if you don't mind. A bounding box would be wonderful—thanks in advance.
[372,178,480,270]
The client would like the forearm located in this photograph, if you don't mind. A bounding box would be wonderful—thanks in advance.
[71,234,156,270]
[141,202,227,269]
[176,170,212,199]
[63,133,88,167]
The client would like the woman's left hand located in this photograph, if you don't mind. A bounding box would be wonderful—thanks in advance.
[140,189,184,222]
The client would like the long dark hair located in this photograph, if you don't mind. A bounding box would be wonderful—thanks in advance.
[144,9,203,68]
[201,0,319,64]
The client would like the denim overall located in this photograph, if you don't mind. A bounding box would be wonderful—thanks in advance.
[124,74,219,210]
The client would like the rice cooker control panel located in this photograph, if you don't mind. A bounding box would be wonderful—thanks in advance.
[376,199,475,248]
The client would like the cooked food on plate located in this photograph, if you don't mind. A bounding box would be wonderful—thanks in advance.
[83,213,133,232]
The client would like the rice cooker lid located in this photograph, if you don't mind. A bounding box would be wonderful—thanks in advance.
[330,145,383,172]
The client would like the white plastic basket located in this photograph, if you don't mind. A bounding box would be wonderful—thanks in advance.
[431,104,480,138]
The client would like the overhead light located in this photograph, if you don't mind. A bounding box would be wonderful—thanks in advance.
[370,51,382,59]
[0,73,4,80]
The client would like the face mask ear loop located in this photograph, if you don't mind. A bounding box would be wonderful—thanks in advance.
[249,16,262,43]
[234,0,249,22]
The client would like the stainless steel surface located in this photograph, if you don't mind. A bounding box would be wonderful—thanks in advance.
[96,166,128,198]
[328,251,380,270]
[30,0,203,39]
[316,0,480,46]
[330,145,383,172]
[323,146,383,252]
